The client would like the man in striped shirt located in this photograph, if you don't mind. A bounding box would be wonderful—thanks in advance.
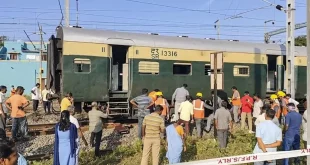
[130,88,154,139]
[140,105,165,165]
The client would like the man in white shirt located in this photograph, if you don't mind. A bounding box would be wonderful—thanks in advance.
[0,86,8,125]
[253,94,263,131]
[31,83,41,113]
[41,85,52,114]
[178,95,193,136]
[286,94,299,112]
[172,84,189,121]
[255,105,280,127]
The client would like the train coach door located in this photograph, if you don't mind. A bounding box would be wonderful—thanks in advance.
[110,45,130,92]
[210,52,224,90]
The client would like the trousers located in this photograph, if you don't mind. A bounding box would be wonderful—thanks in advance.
[233,105,240,122]
[43,101,51,113]
[141,138,161,165]
[90,130,103,156]
[283,135,300,165]
[205,114,214,132]
[241,112,252,131]
[217,129,228,148]
[195,119,203,137]
[32,100,39,112]
[173,102,182,121]
[12,117,28,139]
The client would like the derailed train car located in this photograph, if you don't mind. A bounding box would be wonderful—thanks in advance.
[47,27,307,117]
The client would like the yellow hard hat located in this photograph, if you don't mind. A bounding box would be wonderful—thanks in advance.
[155,91,163,96]
[196,92,203,97]
[270,94,278,100]
[277,91,286,97]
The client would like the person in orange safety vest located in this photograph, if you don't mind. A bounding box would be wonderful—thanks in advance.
[277,91,288,124]
[148,89,160,113]
[193,92,213,138]
[155,91,169,121]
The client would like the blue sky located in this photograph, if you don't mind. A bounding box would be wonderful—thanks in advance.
[0,0,307,43]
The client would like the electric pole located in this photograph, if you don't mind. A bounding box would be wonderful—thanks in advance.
[34,23,46,90]
[286,0,296,99]
[215,20,220,39]
[306,0,310,164]
[65,0,70,27]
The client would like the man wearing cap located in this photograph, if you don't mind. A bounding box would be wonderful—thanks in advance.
[192,92,213,138]
[5,86,30,141]
[88,102,108,157]
[282,103,302,165]
[154,91,169,121]
[240,91,254,133]
[172,84,189,121]
[31,83,41,113]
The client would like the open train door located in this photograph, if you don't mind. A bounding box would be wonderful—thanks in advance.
[210,52,224,90]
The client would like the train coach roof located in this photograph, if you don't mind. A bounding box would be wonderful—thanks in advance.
[59,27,307,56]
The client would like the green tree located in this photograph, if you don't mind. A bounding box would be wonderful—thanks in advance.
[295,35,307,46]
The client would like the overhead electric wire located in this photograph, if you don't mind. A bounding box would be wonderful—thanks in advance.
[57,0,64,26]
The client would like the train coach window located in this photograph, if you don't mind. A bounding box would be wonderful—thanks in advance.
[173,63,192,75]
[138,61,159,75]
[73,58,91,73]
[205,64,211,76]
[233,65,249,76]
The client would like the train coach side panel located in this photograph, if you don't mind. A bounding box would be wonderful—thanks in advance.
[222,52,268,98]
[62,41,110,102]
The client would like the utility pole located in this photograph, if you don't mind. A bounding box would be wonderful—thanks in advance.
[306,0,310,164]
[65,0,70,27]
[213,53,218,138]
[34,23,46,90]
[214,20,220,39]
[286,0,296,99]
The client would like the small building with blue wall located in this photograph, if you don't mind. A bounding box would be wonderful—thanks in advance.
[0,40,48,96]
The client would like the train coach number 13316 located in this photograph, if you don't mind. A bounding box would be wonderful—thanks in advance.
[151,48,178,59]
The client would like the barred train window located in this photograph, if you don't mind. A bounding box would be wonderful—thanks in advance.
[138,61,159,75]
[173,63,191,75]
[205,64,211,76]
[74,58,91,73]
[233,65,249,76]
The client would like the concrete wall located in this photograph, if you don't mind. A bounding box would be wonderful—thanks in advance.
[0,61,47,96]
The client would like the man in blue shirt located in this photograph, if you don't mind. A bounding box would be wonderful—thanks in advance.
[283,103,302,165]
[253,109,282,165]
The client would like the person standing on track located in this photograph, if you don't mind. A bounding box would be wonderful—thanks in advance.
[253,109,282,165]
[192,92,213,138]
[252,94,263,131]
[88,102,108,157]
[231,86,241,123]
[140,105,165,165]
[41,85,51,114]
[31,83,41,113]
[60,92,74,112]
[282,103,302,165]
[130,88,154,140]
[214,101,233,148]
[172,84,189,121]
[5,86,30,142]
[240,91,254,133]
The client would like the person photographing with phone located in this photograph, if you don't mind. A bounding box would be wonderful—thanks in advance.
[5,86,30,142]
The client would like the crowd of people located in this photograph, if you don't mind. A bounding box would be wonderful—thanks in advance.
[131,84,307,165]
[0,81,308,165]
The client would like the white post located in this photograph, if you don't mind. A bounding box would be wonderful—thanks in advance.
[286,0,296,98]
[65,0,70,27]
[306,0,310,165]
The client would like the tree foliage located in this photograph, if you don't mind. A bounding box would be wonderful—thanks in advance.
[295,35,307,46]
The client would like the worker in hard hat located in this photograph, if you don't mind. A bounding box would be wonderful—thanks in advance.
[192,92,213,138]
[277,91,288,124]
[270,94,281,124]
[154,91,169,121]
[148,89,160,113]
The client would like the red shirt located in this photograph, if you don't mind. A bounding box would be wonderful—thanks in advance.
[241,95,253,113]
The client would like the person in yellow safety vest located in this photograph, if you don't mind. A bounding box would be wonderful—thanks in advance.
[277,91,288,124]
[193,92,214,138]
[270,94,281,123]
[155,91,170,120]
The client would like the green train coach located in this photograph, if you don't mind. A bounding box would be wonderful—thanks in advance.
[47,27,307,117]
